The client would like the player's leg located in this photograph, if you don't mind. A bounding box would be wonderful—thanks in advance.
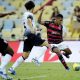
[0,45,14,79]
[0,55,6,74]
[32,40,50,65]
[0,55,12,79]
[29,35,48,65]
[33,39,49,60]
[52,46,69,70]
[0,38,14,72]
[0,55,6,79]
[8,51,29,75]
[13,52,29,70]
[8,39,31,75]
[0,45,14,71]
[41,40,51,48]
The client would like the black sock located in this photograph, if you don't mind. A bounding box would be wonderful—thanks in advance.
[57,54,69,69]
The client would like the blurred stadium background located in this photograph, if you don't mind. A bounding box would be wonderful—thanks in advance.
[0,0,80,41]
[0,0,80,80]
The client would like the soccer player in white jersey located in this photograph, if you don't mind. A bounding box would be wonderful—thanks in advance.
[8,1,51,75]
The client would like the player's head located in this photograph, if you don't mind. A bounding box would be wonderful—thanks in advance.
[54,14,63,25]
[24,1,35,11]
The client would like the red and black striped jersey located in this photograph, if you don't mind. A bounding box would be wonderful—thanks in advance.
[44,21,63,44]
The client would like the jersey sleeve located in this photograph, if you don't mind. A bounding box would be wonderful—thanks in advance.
[44,21,51,28]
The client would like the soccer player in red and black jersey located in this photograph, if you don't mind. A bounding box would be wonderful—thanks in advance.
[38,9,72,70]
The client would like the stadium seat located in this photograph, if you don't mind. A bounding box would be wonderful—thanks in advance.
[14,19,23,27]
[2,29,11,40]
[71,31,79,40]
[0,6,5,12]
[0,0,15,11]
[42,6,53,20]
[11,0,23,9]
[34,0,43,5]
[73,1,80,7]
[3,19,14,30]
[60,10,70,18]
[5,5,15,11]
[11,28,24,40]
[9,15,19,20]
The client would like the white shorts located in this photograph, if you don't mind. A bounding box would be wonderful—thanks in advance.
[50,42,68,50]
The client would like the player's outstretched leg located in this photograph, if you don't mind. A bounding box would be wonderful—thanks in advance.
[52,46,70,71]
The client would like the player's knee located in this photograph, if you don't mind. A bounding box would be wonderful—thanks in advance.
[51,46,60,53]
[8,48,14,56]
[22,56,26,60]
[6,46,14,56]
[22,52,29,60]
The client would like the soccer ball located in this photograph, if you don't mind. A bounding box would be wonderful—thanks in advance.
[73,63,80,71]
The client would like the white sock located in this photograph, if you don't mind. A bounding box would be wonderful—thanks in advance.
[0,56,6,74]
[0,54,12,73]
[12,56,24,70]
[37,46,47,59]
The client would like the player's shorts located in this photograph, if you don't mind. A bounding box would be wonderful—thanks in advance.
[23,33,45,52]
[50,41,68,50]
[0,38,8,55]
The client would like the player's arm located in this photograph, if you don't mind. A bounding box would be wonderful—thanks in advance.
[27,16,36,33]
[38,9,45,25]
[38,9,52,29]
[0,11,15,17]
[27,17,33,27]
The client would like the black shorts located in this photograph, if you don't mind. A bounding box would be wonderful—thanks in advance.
[0,38,8,55]
[23,33,45,52]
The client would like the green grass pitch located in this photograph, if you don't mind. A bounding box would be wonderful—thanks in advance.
[1,62,80,80]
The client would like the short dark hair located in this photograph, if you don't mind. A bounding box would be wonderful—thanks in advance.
[55,14,63,18]
[25,1,35,10]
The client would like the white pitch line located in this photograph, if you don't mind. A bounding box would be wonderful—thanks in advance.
[15,75,47,80]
